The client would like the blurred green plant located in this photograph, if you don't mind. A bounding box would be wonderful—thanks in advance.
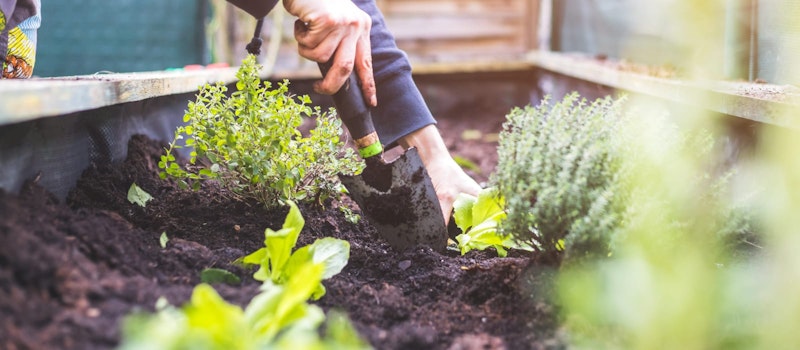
[159,54,363,208]
[120,277,370,349]
[554,97,761,349]
[494,93,751,264]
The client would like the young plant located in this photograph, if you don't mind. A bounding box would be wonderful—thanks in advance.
[120,265,370,349]
[159,54,363,208]
[240,201,350,300]
[453,187,532,257]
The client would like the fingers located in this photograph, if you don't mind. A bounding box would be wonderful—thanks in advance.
[313,32,357,95]
[294,19,337,62]
[354,30,377,106]
[291,8,376,106]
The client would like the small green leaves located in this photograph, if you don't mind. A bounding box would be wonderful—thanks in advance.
[158,54,363,209]
[453,188,532,257]
[159,232,169,248]
[200,268,241,286]
[127,183,153,207]
[494,93,637,261]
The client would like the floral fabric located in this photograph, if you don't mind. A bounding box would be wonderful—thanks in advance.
[1,0,40,79]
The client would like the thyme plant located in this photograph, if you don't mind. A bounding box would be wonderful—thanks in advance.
[159,55,363,208]
[493,93,629,260]
[494,93,751,263]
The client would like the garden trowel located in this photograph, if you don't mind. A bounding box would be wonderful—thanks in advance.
[319,63,448,252]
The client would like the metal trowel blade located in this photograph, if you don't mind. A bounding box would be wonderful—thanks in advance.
[339,147,447,252]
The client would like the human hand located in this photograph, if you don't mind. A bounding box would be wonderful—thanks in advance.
[283,0,377,107]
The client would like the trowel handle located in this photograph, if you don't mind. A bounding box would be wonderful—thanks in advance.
[318,62,383,159]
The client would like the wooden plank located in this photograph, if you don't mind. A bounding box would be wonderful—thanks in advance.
[528,50,800,128]
[381,0,526,15]
[386,16,522,40]
[0,67,245,126]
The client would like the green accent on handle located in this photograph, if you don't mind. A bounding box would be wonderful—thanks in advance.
[358,142,383,158]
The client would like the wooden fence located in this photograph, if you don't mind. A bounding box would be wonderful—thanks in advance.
[211,0,539,75]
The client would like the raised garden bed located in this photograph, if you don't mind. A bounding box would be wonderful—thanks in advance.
[0,73,562,349]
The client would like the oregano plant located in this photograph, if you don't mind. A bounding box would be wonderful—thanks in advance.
[159,55,363,208]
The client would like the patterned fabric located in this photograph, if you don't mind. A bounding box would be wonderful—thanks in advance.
[1,0,40,79]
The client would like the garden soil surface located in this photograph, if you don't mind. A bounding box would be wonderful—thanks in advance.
[0,73,564,349]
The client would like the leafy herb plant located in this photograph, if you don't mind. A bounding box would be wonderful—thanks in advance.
[494,93,751,262]
[453,187,532,257]
[240,201,350,300]
[159,55,363,208]
[493,93,629,260]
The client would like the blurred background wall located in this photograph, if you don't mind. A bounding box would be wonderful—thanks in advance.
[31,0,800,86]
[36,0,209,77]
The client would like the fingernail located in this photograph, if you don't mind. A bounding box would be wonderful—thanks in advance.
[370,95,377,107]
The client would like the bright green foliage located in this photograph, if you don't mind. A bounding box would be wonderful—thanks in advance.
[453,187,532,257]
[493,93,629,260]
[120,201,365,349]
[159,54,363,208]
[240,201,350,300]
[120,267,370,349]
[127,183,153,207]
[159,232,169,248]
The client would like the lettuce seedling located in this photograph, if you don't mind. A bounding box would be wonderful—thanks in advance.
[127,183,153,207]
[240,201,350,299]
[453,188,533,257]
[120,262,369,349]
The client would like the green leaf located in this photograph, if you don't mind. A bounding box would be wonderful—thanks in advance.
[159,232,169,248]
[472,188,505,225]
[308,237,350,279]
[184,284,248,345]
[453,193,476,233]
[264,201,304,282]
[244,262,325,339]
[453,187,522,257]
[200,268,241,285]
[127,183,153,207]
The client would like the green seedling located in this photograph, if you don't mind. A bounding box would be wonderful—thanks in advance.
[339,205,361,224]
[159,232,169,248]
[200,268,241,286]
[240,201,350,300]
[453,187,532,257]
[127,183,153,207]
[159,55,363,209]
[120,264,369,349]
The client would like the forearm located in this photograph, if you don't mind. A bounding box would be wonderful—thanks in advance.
[352,0,435,147]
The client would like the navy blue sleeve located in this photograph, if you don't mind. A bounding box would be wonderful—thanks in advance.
[352,0,436,147]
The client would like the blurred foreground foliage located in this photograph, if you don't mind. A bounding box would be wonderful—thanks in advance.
[494,93,751,263]
[495,88,800,348]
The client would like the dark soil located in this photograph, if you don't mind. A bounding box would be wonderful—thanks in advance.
[0,73,563,349]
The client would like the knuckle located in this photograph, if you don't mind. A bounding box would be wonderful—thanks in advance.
[336,59,355,73]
